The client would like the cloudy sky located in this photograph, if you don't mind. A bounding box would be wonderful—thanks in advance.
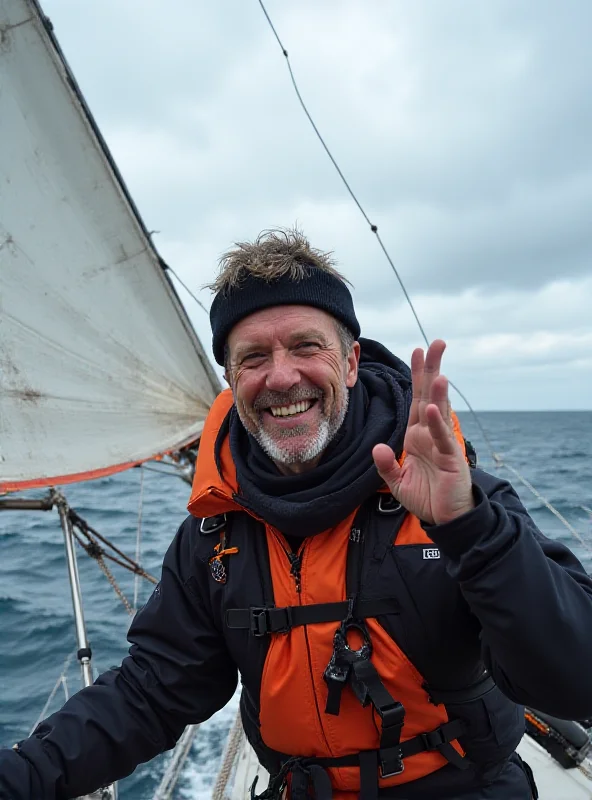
[42,0,592,410]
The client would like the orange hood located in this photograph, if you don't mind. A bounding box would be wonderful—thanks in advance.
[187,389,242,519]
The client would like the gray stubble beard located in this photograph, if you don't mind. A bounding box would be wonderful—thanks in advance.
[246,389,349,467]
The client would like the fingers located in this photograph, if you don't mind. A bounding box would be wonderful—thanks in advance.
[408,348,424,426]
[425,403,457,456]
[410,340,447,426]
[420,340,446,405]
[372,443,402,493]
[430,374,451,429]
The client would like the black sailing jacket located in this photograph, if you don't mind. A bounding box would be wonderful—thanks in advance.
[2,469,592,799]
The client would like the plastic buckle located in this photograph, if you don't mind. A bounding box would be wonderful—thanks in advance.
[420,728,447,751]
[379,747,405,778]
[250,608,270,637]
[379,701,406,729]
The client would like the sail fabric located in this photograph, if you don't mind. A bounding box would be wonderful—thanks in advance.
[0,0,220,491]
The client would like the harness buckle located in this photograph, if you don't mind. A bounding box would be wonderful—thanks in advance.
[249,606,293,636]
[250,608,271,637]
[379,746,405,778]
[378,700,405,729]
[420,727,447,751]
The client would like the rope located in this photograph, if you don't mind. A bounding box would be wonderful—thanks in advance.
[95,555,135,615]
[68,515,143,614]
[69,509,158,583]
[578,757,592,781]
[256,0,592,554]
[29,649,77,735]
[134,466,145,611]
[211,711,245,800]
[152,724,200,800]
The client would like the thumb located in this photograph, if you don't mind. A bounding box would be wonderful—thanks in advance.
[372,443,402,490]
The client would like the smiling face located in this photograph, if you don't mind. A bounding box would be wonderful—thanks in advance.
[226,305,360,474]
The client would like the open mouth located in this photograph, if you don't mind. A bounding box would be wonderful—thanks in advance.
[267,399,318,418]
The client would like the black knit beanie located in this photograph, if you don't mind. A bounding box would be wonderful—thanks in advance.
[209,266,361,365]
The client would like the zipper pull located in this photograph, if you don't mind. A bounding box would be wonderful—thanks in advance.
[287,551,302,593]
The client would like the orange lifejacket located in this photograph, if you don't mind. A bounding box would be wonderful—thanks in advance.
[188,390,469,798]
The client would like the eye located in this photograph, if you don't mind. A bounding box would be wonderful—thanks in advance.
[294,341,320,351]
[241,352,266,365]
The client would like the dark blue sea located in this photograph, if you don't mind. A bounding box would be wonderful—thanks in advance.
[1,412,591,798]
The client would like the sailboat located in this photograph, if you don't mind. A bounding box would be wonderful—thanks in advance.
[1,0,591,798]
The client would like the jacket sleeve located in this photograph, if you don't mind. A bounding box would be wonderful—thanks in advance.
[428,468,592,720]
[0,516,238,800]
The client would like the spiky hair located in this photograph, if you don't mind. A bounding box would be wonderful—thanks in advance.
[206,227,350,294]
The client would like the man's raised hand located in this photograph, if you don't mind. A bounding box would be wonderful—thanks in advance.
[372,340,474,525]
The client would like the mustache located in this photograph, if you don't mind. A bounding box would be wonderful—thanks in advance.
[253,386,323,411]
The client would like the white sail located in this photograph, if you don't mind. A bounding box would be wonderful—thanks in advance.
[0,0,220,491]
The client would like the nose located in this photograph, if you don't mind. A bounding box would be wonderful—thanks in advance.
[265,350,300,393]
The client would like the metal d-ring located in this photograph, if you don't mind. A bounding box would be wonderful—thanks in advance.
[339,619,372,659]
[378,494,402,514]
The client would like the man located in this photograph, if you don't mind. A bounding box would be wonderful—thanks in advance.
[2,228,592,799]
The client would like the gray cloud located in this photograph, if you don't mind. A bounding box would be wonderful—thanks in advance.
[41,0,592,408]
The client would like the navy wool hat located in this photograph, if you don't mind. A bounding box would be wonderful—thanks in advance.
[209,266,361,365]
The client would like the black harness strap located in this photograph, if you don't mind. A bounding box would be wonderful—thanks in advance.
[358,750,379,800]
[351,658,405,753]
[291,762,333,800]
[320,499,415,790]
[226,597,400,637]
[426,670,495,705]
[251,719,468,800]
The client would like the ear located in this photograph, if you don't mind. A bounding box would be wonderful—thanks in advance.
[346,341,361,388]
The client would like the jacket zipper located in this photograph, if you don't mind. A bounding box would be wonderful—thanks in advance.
[287,551,302,594]
[270,530,334,755]
[271,530,304,594]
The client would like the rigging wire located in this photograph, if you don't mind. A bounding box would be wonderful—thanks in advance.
[28,649,77,736]
[256,0,592,553]
[138,464,191,480]
[165,264,209,315]
[256,0,495,452]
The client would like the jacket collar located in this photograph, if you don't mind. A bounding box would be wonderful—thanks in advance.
[187,389,468,518]
[187,389,242,518]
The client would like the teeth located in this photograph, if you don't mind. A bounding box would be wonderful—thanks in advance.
[270,400,313,417]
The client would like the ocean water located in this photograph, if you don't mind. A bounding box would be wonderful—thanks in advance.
[1,411,591,799]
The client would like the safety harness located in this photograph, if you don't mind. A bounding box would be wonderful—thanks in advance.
[216,496,484,800]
